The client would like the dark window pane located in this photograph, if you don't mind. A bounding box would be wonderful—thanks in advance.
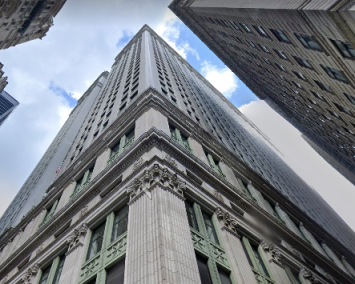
[112,206,129,242]
[87,222,106,261]
[185,201,199,231]
[106,258,125,284]
[39,266,51,284]
[251,244,269,277]
[196,254,213,284]
[202,211,219,245]
[218,267,233,284]
[52,255,66,284]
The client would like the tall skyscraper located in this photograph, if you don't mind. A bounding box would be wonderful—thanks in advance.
[0,90,19,127]
[0,0,67,50]
[169,0,355,185]
[0,25,354,284]
[0,62,8,92]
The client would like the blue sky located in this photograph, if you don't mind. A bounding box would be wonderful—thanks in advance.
[0,0,353,231]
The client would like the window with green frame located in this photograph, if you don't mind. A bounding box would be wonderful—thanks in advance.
[285,266,302,284]
[262,196,285,225]
[185,200,199,231]
[111,205,129,242]
[38,254,66,284]
[202,211,219,245]
[81,205,128,284]
[169,125,192,153]
[206,152,224,177]
[108,127,135,165]
[242,237,274,284]
[86,221,106,261]
[38,200,59,229]
[71,166,94,199]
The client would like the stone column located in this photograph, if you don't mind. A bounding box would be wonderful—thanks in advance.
[125,167,200,284]
[58,223,89,284]
[215,216,258,284]
[92,147,111,179]
[135,107,170,138]
[218,161,240,189]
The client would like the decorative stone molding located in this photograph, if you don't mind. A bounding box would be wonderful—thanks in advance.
[36,243,44,256]
[215,207,239,235]
[79,206,89,219]
[132,157,144,171]
[325,273,337,284]
[300,266,323,284]
[213,190,224,204]
[66,223,89,252]
[165,155,177,168]
[260,240,282,263]
[127,164,186,203]
[1,275,7,284]
[21,264,39,284]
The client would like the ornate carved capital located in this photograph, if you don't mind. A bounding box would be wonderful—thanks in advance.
[127,164,186,203]
[132,157,144,171]
[79,205,89,219]
[300,267,323,284]
[165,155,177,168]
[21,264,39,284]
[213,190,224,204]
[66,223,89,251]
[260,241,282,263]
[215,207,239,234]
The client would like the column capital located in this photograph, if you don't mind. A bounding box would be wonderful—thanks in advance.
[21,263,39,284]
[66,223,89,254]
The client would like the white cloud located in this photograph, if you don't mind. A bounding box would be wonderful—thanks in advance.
[200,60,238,98]
[156,10,199,60]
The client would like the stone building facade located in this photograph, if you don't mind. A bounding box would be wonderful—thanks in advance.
[0,0,66,50]
[169,0,355,185]
[0,25,355,284]
[0,89,19,126]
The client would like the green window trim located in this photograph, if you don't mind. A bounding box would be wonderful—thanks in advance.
[285,266,304,284]
[107,128,135,165]
[169,125,193,153]
[263,198,285,226]
[236,178,257,203]
[206,153,225,177]
[70,168,93,200]
[80,207,128,284]
[38,200,59,230]
[242,237,275,284]
[36,255,66,284]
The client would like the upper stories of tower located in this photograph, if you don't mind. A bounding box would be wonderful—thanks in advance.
[53,25,355,254]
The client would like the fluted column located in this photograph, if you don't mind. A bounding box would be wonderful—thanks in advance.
[92,146,111,179]
[58,223,89,284]
[125,173,200,284]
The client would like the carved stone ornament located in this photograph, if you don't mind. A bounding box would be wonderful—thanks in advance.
[21,264,39,284]
[36,243,44,256]
[260,240,282,263]
[133,157,144,171]
[165,155,177,168]
[1,275,8,284]
[127,164,186,202]
[79,205,89,219]
[300,266,323,284]
[66,223,89,251]
[214,190,224,204]
[215,207,238,233]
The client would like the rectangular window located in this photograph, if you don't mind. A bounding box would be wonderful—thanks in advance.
[202,211,219,245]
[111,206,129,242]
[295,33,322,51]
[331,39,355,59]
[39,266,51,284]
[52,255,66,284]
[196,254,213,284]
[218,267,233,284]
[315,80,333,93]
[86,222,106,261]
[254,26,269,37]
[185,200,199,231]
[169,125,192,152]
[229,21,241,31]
[109,127,135,163]
[206,152,224,176]
[344,93,355,105]
[241,23,252,33]
[40,200,59,228]
[321,65,348,83]
[259,45,270,53]
[334,102,353,116]
[293,71,307,81]
[39,255,66,284]
[275,49,288,60]
[293,56,313,69]
[270,29,291,43]
[105,257,125,284]
[71,167,94,199]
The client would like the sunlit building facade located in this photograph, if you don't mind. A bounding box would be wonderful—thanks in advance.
[0,25,355,284]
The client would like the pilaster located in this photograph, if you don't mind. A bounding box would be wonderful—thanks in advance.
[92,147,111,179]
[135,107,170,138]
[274,204,304,239]
[189,137,209,165]
[125,167,200,284]
[58,223,89,284]
[57,180,76,210]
